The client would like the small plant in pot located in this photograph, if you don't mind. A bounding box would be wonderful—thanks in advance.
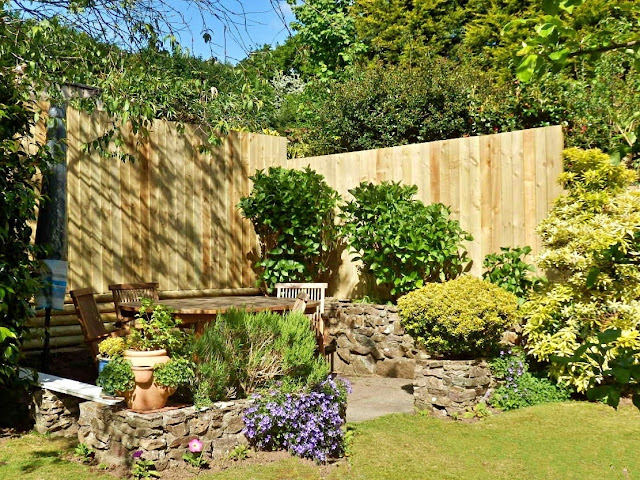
[97,336,126,373]
[98,299,194,410]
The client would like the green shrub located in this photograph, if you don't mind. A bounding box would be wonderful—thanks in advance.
[304,58,483,155]
[523,148,640,392]
[489,349,571,411]
[482,246,544,302]
[341,181,472,300]
[194,309,329,401]
[97,356,135,396]
[398,276,518,358]
[238,167,341,291]
[153,357,195,389]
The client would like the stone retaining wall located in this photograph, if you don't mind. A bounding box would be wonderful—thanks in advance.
[413,359,494,416]
[325,300,426,378]
[32,389,82,437]
[78,400,250,470]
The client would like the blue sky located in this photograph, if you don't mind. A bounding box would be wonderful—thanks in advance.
[174,0,296,63]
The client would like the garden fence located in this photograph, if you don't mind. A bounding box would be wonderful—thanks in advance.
[27,109,563,349]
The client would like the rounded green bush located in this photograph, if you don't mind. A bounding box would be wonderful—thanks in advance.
[398,276,518,358]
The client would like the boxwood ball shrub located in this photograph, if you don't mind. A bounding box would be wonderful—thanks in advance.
[523,148,640,392]
[238,166,340,291]
[398,276,518,358]
[341,181,472,300]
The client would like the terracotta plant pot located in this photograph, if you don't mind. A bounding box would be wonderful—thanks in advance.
[122,349,174,411]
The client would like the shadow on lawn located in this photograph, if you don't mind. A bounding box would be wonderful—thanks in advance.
[19,437,77,474]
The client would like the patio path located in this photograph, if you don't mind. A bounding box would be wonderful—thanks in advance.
[345,375,415,423]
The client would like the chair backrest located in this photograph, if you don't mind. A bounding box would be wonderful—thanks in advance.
[275,283,327,314]
[108,282,159,322]
[70,287,107,358]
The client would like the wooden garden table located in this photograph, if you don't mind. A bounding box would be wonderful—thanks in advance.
[119,296,319,334]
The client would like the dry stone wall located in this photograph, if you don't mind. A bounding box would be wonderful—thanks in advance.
[325,300,427,379]
[413,359,494,416]
[78,400,250,470]
[32,389,82,436]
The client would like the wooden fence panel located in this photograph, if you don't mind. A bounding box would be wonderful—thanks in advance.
[65,114,561,299]
[65,108,287,293]
[280,126,564,298]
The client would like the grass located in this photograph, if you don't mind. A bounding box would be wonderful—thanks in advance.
[2,402,640,479]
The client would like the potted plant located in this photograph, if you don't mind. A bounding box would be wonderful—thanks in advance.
[97,355,135,397]
[98,299,194,410]
[97,336,126,373]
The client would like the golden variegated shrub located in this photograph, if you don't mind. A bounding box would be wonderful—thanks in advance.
[398,276,518,358]
[523,148,640,391]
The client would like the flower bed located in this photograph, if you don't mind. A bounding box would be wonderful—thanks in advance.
[243,377,350,463]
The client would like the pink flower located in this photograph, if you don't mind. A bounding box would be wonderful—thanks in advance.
[188,438,203,453]
[132,450,143,459]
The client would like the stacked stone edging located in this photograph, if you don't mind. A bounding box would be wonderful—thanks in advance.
[413,359,494,416]
[325,299,426,379]
[78,399,250,470]
[32,389,82,436]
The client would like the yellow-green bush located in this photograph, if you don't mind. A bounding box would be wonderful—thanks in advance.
[523,148,640,391]
[398,276,518,358]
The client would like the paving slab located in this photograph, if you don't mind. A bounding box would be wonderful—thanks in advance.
[345,375,415,423]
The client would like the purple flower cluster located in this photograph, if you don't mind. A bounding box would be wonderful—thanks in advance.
[243,377,351,463]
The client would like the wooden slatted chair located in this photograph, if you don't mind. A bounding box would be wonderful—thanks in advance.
[70,287,124,361]
[276,283,335,369]
[109,282,159,328]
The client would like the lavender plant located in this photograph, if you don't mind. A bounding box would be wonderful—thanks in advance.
[489,349,571,411]
[243,377,351,463]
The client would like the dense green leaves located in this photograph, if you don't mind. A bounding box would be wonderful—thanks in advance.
[483,246,544,302]
[399,276,519,358]
[523,148,640,391]
[0,17,51,400]
[341,181,472,299]
[239,167,340,291]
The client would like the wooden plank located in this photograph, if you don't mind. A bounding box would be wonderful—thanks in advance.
[546,126,564,204]
[448,138,460,216]
[139,130,152,284]
[499,131,513,249]
[66,108,82,291]
[468,136,482,275]
[511,130,525,247]
[430,141,441,204]
[190,124,203,287]
[490,134,502,254]
[439,140,451,208]
[20,369,122,405]
[522,129,537,250]
[200,129,213,289]
[89,116,103,292]
[534,128,548,255]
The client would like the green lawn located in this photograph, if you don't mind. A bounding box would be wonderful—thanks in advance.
[2,402,639,480]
